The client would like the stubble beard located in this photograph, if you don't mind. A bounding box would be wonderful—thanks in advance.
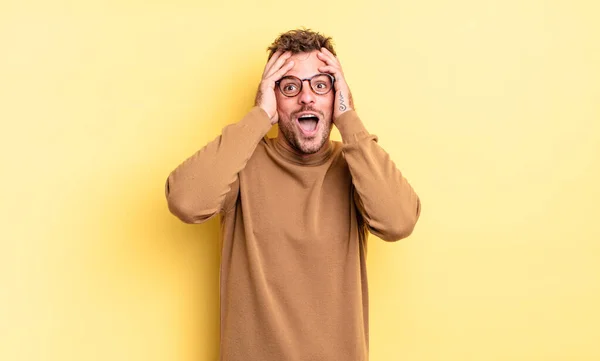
[279,112,333,155]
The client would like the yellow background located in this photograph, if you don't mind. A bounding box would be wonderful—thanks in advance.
[2,0,599,360]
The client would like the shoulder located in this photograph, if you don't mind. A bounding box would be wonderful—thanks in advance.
[244,136,272,166]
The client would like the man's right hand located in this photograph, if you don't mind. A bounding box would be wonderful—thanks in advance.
[255,50,295,125]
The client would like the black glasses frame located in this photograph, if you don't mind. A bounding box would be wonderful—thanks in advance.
[275,73,335,97]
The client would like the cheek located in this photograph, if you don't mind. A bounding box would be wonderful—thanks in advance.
[319,94,334,114]
[274,94,283,110]
[276,95,294,114]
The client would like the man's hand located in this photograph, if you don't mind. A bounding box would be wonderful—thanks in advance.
[255,50,295,125]
[317,48,354,123]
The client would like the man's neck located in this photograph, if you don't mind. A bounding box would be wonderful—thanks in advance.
[275,134,331,159]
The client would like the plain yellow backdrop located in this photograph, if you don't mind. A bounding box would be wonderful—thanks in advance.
[2,1,599,360]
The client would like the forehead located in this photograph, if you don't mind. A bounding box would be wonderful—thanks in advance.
[286,50,327,78]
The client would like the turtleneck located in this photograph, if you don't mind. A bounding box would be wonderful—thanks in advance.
[165,106,421,361]
[270,135,334,166]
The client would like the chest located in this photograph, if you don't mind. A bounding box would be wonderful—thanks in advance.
[238,155,355,244]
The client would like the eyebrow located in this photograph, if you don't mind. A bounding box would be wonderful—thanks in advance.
[280,74,323,81]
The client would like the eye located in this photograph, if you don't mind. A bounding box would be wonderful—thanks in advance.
[314,82,327,89]
[283,84,298,92]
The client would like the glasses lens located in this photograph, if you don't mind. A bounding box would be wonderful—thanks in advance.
[310,74,333,94]
[279,77,302,96]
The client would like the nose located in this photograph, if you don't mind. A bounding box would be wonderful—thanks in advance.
[297,80,316,105]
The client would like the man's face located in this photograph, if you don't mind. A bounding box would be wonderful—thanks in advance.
[276,50,334,154]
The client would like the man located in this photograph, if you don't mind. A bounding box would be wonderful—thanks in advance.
[165,29,421,361]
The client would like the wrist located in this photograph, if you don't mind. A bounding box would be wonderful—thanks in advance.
[334,110,369,143]
[258,106,279,125]
[258,105,272,119]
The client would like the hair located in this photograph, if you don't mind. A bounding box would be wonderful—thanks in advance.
[267,29,336,60]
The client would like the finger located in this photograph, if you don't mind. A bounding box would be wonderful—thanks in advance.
[318,65,341,76]
[316,51,335,66]
[264,51,292,79]
[268,60,295,82]
[264,50,284,73]
[264,54,292,80]
[318,48,340,66]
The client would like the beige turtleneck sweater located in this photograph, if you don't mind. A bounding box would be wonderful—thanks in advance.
[165,107,421,361]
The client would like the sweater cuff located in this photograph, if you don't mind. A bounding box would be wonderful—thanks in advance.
[335,110,371,144]
[239,106,273,136]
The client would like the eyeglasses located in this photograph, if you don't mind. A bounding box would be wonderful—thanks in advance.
[275,73,335,97]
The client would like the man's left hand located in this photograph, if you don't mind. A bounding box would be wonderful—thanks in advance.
[317,48,354,123]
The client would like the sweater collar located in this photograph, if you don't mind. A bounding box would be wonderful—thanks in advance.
[271,136,333,166]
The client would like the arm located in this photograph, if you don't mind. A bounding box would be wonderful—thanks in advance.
[336,111,421,241]
[166,50,295,223]
[165,108,272,223]
[318,48,421,241]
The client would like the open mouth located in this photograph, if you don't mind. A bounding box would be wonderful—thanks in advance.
[296,114,320,135]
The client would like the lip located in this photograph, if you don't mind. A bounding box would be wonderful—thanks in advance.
[295,113,320,137]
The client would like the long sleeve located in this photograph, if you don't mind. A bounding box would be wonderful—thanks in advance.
[336,111,421,241]
[165,107,272,224]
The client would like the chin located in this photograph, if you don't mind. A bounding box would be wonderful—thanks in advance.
[298,145,321,154]
[295,136,326,154]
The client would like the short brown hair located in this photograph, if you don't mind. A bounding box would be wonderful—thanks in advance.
[267,29,336,60]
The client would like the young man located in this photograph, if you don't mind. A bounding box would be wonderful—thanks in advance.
[165,29,421,361]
